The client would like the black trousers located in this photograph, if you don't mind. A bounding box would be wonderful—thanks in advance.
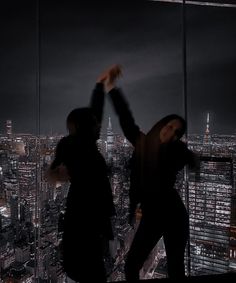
[125,206,189,281]
[63,233,107,283]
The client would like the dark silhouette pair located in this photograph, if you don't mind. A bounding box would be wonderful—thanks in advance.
[48,65,196,282]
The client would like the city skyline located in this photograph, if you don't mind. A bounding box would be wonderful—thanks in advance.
[0,125,235,281]
[1,1,236,135]
[0,111,235,138]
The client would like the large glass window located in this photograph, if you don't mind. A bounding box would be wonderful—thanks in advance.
[0,2,38,282]
[185,1,236,276]
[39,2,184,281]
[0,0,235,282]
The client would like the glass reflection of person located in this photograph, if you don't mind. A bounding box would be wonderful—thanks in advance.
[46,67,116,283]
[106,65,197,281]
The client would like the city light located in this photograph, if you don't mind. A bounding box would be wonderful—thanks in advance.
[0,116,236,281]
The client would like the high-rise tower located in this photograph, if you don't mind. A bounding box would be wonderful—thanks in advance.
[10,194,19,225]
[106,117,114,162]
[203,112,211,145]
[6,119,12,136]
[188,156,233,275]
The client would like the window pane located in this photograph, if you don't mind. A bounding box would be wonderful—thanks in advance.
[4,1,235,281]
[186,3,236,276]
[0,2,38,282]
[39,1,184,281]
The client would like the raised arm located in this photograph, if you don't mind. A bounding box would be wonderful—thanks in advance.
[89,65,122,124]
[89,82,105,125]
[103,65,141,145]
[108,88,140,146]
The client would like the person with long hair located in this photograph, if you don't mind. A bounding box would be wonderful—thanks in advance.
[106,65,196,281]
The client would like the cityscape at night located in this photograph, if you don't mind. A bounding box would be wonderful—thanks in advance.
[1,0,236,282]
[0,115,236,282]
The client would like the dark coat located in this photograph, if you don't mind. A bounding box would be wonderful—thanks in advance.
[51,83,115,281]
[109,87,195,218]
[53,135,115,238]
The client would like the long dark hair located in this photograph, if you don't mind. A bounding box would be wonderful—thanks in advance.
[142,114,187,176]
[147,114,186,140]
[66,107,97,137]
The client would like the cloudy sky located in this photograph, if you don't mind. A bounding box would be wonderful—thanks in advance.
[0,0,236,135]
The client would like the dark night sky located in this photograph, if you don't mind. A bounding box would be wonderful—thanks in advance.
[0,1,236,135]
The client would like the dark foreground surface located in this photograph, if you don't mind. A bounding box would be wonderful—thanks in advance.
[111,272,236,283]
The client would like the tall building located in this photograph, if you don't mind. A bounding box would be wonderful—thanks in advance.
[19,199,32,224]
[10,194,19,226]
[229,175,236,272]
[203,113,211,147]
[106,117,114,163]
[6,119,13,136]
[0,213,2,233]
[188,156,233,275]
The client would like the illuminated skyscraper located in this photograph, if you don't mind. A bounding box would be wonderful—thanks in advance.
[106,117,114,162]
[203,112,211,145]
[6,119,12,136]
[188,156,233,275]
[0,213,2,232]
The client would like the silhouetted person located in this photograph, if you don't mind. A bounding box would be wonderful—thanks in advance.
[47,68,116,283]
[106,65,196,281]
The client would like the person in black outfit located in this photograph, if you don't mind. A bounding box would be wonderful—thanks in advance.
[47,67,116,283]
[105,65,197,281]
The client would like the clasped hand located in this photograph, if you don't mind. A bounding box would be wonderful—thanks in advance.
[97,64,122,92]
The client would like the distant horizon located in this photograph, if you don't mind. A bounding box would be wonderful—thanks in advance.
[1,116,236,137]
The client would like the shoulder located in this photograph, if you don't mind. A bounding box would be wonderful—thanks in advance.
[57,136,69,147]
[168,140,195,165]
[168,140,187,152]
[173,140,193,156]
[56,135,75,152]
[174,140,197,167]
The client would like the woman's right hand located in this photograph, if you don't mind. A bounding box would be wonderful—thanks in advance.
[97,64,122,91]
[106,64,122,92]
